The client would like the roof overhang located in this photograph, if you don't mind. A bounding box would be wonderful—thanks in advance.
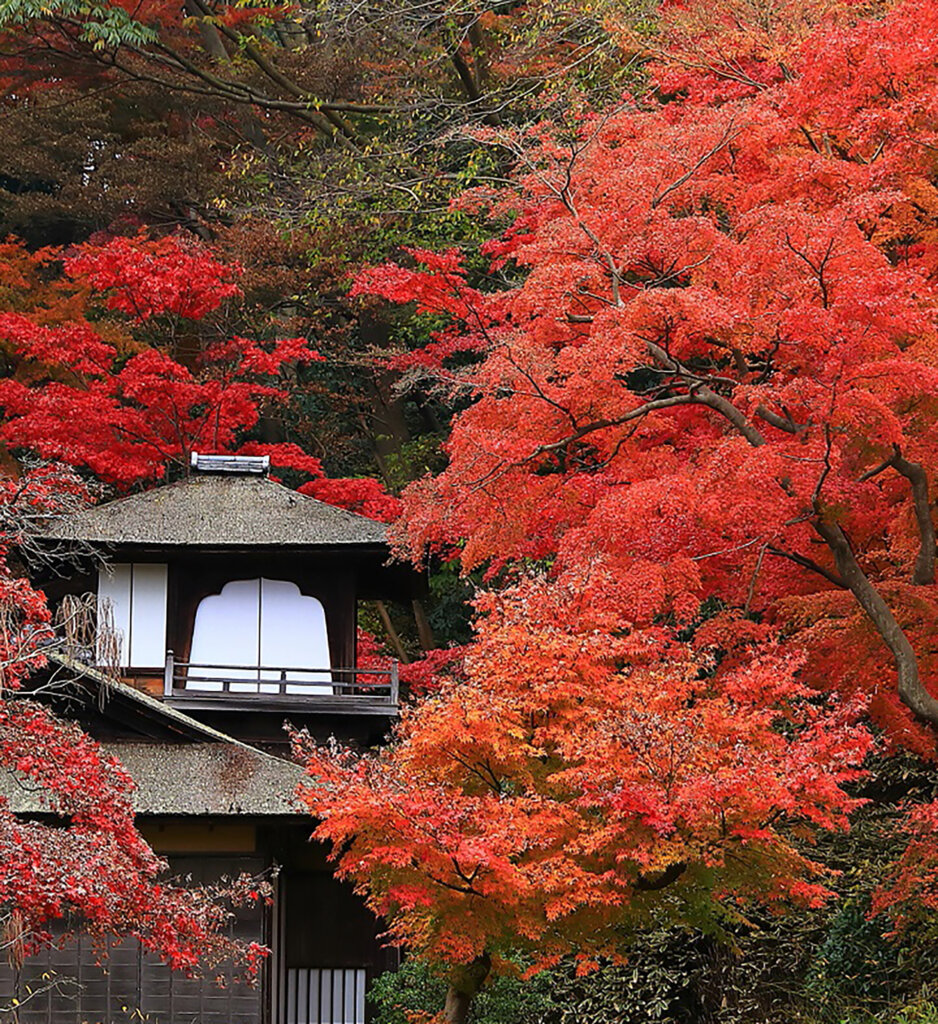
[3,654,307,817]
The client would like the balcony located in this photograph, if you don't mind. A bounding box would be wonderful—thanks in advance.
[162,651,400,716]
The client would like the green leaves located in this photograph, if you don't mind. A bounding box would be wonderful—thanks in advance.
[0,0,157,46]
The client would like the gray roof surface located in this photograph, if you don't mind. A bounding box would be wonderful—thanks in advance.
[1,742,305,816]
[118,742,304,815]
[38,473,388,548]
[4,654,308,816]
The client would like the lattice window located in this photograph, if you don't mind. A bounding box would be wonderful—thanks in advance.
[286,967,367,1024]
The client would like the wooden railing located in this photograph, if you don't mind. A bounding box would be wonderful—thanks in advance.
[163,650,399,705]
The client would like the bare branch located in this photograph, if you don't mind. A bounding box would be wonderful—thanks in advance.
[766,546,846,588]
[650,119,739,210]
[755,404,807,435]
[892,450,936,585]
[744,541,768,615]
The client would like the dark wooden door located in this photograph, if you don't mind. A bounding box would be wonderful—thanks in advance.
[280,871,399,1024]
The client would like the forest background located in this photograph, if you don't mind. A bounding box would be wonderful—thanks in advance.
[2,0,938,1022]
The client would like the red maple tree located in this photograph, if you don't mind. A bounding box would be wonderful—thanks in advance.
[359,0,938,747]
[0,234,401,519]
[298,583,869,1020]
[302,0,938,1018]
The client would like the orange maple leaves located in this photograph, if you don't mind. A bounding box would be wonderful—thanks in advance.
[298,575,869,967]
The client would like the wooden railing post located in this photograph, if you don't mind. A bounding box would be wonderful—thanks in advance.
[390,660,399,705]
[163,649,174,697]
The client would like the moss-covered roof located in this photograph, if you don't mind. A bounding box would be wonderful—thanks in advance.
[0,653,307,816]
[1,741,305,816]
[4,657,307,817]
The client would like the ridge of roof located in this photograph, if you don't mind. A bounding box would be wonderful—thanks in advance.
[35,473,388,548]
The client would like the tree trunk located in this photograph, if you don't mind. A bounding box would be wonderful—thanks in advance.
[413,598,435,652]
[443,954,490,1024]
[444,987,474,1024]
[182,0,229,60]
[376,599,410,664]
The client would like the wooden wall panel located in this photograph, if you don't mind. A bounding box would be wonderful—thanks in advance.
[0,855,268,1024]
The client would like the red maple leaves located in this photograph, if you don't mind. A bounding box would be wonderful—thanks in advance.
[0,234,400,520]
[366,0,938,747]
[64,235,242,321]
[0,469,268,973]
[0,235,320,486]
[0,699,267,973]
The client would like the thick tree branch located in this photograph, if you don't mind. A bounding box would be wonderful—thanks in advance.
[445,954,491,1024]
[891,450,936,585]
[635,861,686,890]
[467,21,489,92]
[376,600,410,664]
[492,323,935,734]
[755,404,807,435]
[520,395,702,463]
[116,40,338,135]
[693,386,766,447]
[468,393,701,491]
[814,520,938,729]
[181,0,359,137]
[642,340,768,447]
[182,0,228,60]
[660,378,936,731]
[450,45,482,102]
[48,15,402,139]
[860,446,935,584]
[766,546,846,588]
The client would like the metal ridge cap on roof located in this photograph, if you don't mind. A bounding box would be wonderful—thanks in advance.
[190,451,270,475]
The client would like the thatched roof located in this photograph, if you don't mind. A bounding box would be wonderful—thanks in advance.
[38,473,388,549]
[1,742,305,816]
[120,742,304,815]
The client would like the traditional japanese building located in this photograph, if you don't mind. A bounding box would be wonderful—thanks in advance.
[0,454,417,1024]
